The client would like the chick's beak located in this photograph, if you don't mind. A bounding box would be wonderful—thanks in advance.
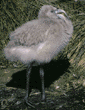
[55,9,69,18]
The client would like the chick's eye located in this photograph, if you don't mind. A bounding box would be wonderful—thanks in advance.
[51,10,54,13]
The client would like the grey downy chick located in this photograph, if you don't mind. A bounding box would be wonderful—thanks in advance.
[4,5,73,108]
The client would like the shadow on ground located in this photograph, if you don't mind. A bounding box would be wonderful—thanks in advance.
[6,59,69,90]
[0,59,71,110]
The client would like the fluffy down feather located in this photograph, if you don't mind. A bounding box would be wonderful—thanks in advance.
[4,5,73,65]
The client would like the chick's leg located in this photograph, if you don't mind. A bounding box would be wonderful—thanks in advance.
[40,67,46,103]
